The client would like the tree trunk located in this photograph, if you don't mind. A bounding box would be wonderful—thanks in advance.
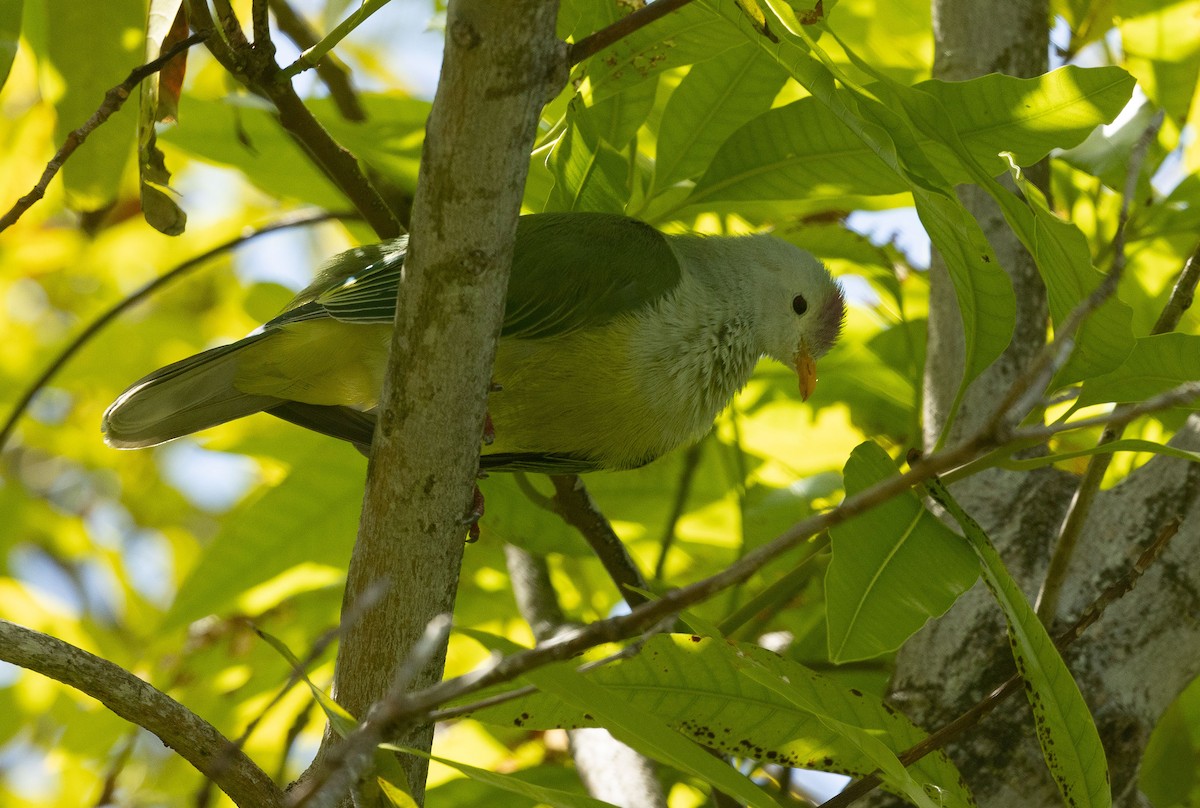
[891,0,1200,803]
[306,3,565,803]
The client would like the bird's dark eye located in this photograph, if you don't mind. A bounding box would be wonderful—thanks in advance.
[792,295,808,316]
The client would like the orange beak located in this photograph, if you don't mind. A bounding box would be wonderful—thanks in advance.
[795,347,817,402]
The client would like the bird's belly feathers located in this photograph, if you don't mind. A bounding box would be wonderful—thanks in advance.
[487,320,731,470]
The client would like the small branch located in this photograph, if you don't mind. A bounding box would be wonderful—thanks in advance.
[0,620,284,807]
[252,0,272,49]
[821,514,1183,808]
[184,0,402,239]
[0,210,343,453]
[260,81,402,238]
[0,31,209,234]
[549,475,652,607]
[289,616,454,808]
[278,0,392,80]
[1036,110,1179,623]
[268,0,366,121]
[568,0,698,65]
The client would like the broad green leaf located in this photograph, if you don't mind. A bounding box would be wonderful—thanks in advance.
[162,433,364,631]
[521,656,782,808]
[1078,333,1200,408]
[736,663,943,808]
[0,0,22,90]
[584,2,743,102]
[581,74,659,149]
[826,441,977,662]
[1058,100,1161,190]
[467,634,973,804]
[840,55,1136,387]
[692,66,1136,202]
[1006,170,1135,387]
[924,477,1111,808]
[44,0,144,209]
[546,116,629,213]
[654,44,787,192]
[403,749,616,808]
[1118,0,1200,123]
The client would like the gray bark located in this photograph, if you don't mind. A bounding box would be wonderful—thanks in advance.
[893,0,1200,803]
[308,3,566,804]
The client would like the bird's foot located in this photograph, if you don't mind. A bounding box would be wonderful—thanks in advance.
[463,484,485,542]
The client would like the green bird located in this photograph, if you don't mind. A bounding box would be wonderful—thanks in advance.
[103,213,845,472]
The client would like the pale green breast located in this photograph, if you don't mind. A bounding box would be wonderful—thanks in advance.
[485,294,761,471]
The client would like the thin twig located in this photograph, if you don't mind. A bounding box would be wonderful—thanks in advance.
[1036,109,1181,623]
[252,0,272,49]
[289,616,456,808]
[568,0,698,65]
[0,31,209,234]
[185,0,402,239]
[549,474,653,607]
[268,0,366,121]
[0,211,344,453]
[278,0,392,80]
[821,514,1183,808]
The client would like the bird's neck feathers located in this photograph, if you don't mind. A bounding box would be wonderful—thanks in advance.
[631,236,768,422]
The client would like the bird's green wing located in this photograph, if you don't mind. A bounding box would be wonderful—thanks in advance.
[261,214,681,336]
[266,239,409,328]
[502,212,681,339]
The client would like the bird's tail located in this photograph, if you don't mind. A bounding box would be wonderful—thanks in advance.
[102,335,282,448]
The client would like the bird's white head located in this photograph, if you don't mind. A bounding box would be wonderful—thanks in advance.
[740,235,845,401]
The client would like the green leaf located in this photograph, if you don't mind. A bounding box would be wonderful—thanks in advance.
[546,114,629,213]
[519,654,783,808]
[0,0,22,91]
[1118,0,1200,123]
[45,0,144,210]
[692,66,1136,202]
[924,477,1111,808]
[826,441,978,662]
[466,634,973,804]
[736,663,943,808]
[1078,333,1200,408]
[584,2,743,102]
[654,44,788,193]
[162,432,365,631]
[1005,169,1136,387]
[401,749,616,808]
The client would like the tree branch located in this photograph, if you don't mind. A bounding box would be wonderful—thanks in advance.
[307,2,567,803]
[567,0,698,65]
[505,545,667,808]
[1035,109,1169,623]
[0,31,209,234]
[268,0,366,121]
[549,474,652,607]
[184,0,401,239]
[0,620,284,808]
